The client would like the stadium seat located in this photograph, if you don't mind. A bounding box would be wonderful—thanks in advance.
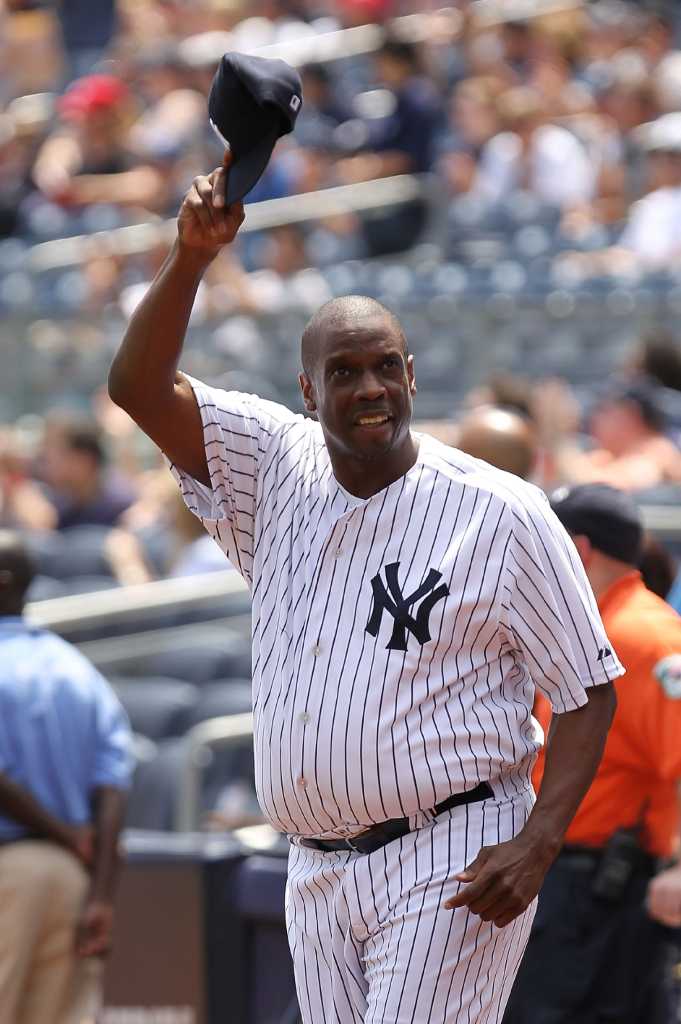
[187,679,253,727]
[145,637,252,684]
[59,575,119,595]
[109,676,200,741]
[39,525,115,580]
[124,736,186,831]
[26,574,66,602]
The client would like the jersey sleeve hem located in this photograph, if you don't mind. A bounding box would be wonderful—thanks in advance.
[166,375,239,524]
[548,661,624,714]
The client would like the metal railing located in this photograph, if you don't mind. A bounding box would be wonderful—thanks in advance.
[175,712,254,832]
[27,174,426,271]
[25,569,250,636]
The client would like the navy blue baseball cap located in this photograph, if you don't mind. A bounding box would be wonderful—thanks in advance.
[550,483,643,566]
[208,52,303,205]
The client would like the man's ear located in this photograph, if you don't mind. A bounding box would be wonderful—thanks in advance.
[299,371,317,413]
[407,354,417,396]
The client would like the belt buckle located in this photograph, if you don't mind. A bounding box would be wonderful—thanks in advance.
[344,834,366,854]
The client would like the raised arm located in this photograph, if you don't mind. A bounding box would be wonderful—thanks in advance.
[108,152,245,485]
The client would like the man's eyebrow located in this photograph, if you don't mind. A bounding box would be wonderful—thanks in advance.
[325,346,404,364]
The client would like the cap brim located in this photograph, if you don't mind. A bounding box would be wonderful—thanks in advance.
[224,122,281,205]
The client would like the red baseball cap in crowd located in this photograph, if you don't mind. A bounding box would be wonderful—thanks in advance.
[208,52,303,204]
[58,75,130,119]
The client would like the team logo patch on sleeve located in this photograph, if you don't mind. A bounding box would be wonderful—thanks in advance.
[653,654,681,699]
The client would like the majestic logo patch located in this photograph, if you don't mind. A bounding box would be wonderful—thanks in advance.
[653,654,681,700]
[366,562,449,651]
[597,647,612,662]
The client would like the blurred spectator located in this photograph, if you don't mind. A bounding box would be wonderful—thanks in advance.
[549,380,681,491]
[438,75,504,194]
[463,372,536,422]
[126,42,207,200]
[107,470,233,584]
[336,38,445,183]
[0,112,33,238]
[168,490,234,577]
[0,529,132,1022]
[561,112,681,271]
[39,412,136,530]
[638,532,677,599]
[629,331,681,392]
[616,112,681,265]
[469,86,597,208]
[0,427,56,532]
[32,73,171,214]
[298,62,351,132]
[55,0,118,85]
[456,405,539,481]
[505,483,681,1024]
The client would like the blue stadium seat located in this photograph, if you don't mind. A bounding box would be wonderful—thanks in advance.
[44,525,115,579]
[26,574,67,602]
[124,736,185,830]
[109,676,200,741]
[144,637,252,685]
[59,575,120,595]
[187,680,253,727]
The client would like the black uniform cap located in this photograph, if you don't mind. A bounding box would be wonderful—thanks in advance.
[550,483,644,566]
[208,51,303,204]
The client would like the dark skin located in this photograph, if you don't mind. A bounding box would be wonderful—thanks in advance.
[109,154,617,928]
[299,313,419,498]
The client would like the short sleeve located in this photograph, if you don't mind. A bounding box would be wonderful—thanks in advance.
[501,490,624,713]
[168,374,302,585]
[92,675,134,790]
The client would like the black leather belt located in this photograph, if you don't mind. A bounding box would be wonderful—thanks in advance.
[297,780,493,855]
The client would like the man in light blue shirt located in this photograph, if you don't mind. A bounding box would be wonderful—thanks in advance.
[0,530,132,1024]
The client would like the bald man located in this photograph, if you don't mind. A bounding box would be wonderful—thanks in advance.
[456,405,539,481]
[108,153,619,1024]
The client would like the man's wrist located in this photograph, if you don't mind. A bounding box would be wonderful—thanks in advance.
[519,811,564,864]
[175,237,221,271]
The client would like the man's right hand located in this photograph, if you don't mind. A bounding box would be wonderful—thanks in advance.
[177,150,245,257]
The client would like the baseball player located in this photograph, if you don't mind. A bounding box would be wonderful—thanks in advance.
[109,153,621,1022]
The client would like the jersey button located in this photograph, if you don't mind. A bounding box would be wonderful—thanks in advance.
[300,712,311,725]
[334,547,343,558]
[298,776,308,789]
[312,644,322,657]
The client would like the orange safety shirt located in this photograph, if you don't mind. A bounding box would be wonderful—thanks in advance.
[533,571,681,857]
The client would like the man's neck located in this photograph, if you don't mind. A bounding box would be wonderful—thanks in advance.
[330,434,420,499]
[588,561,636,602]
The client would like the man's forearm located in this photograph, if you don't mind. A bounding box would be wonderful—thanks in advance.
[0,772,73,847]
[524,683,616,858]
[108,239,215,415]
[89,786,127,903]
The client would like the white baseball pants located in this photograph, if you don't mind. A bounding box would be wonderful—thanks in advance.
[286,787,536,1024]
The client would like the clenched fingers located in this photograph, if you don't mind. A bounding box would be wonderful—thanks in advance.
[186,177,219,234]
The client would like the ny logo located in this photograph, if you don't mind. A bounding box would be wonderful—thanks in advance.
[365,562,449,651]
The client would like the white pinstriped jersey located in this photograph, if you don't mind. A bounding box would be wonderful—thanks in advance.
[171,377,623,840]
